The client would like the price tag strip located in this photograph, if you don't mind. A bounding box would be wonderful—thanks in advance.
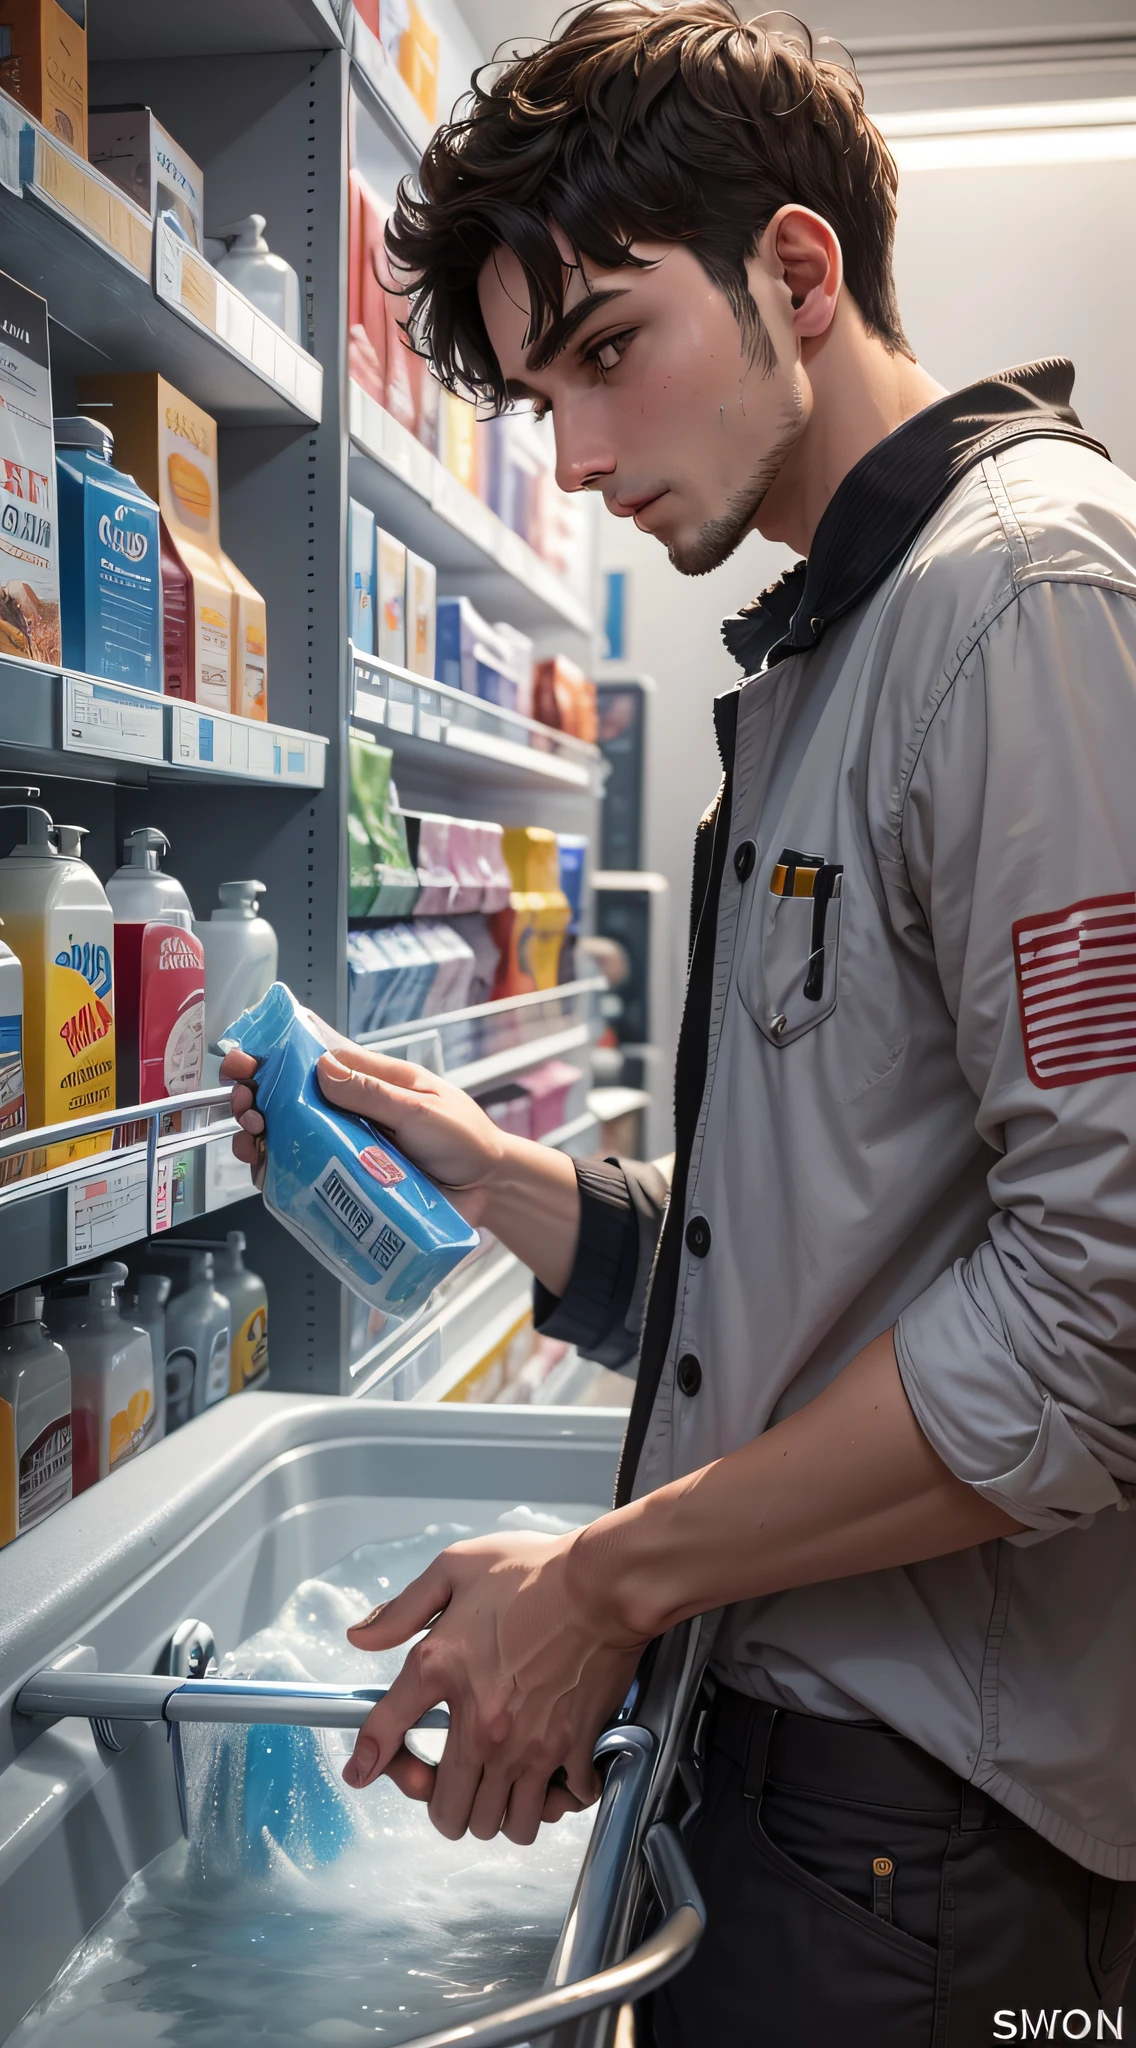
[170,705,325,786]
[63,674,165,764]
[67,1156,148,1264]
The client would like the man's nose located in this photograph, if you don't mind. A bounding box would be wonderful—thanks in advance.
[553,408,616,496]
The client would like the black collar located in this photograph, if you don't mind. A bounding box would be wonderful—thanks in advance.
[720,359,1109,677]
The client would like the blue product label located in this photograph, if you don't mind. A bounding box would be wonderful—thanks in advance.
[85,473,162,691]
[0,1012,24,1130]
[223,981,478,1317]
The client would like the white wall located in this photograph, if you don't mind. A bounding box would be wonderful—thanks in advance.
[598,130,1136,1123]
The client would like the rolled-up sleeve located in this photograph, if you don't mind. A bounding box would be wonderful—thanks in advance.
[534,1156,668,1370]
[894,575,1136,1535]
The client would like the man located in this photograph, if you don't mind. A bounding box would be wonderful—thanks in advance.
[226,5,1136,2039]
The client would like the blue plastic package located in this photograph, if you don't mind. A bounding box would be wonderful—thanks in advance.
[220,982,479,1314]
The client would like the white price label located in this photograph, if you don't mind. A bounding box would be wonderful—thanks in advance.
[67,1158,148,1263]
[63,676,165,764]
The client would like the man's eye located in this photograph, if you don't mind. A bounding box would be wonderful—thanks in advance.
[588,331,633,375]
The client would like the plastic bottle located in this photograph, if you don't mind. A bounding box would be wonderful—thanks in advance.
[145,1246,231,1418]
[0,1287,72,1548]
[105,827,194,929]
[44,1263,154,1494]
[213,217,301,342]
[54,415,162,692]
[107,829,205,1104]
[220,982,478,1316]
[194,880,278,1084]
[179,1231,268,1394]
[0,804,115,1160]
[131,1270,171,1444]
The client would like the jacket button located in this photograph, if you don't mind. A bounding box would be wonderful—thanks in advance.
[734,840,757,883]
[685,1215,711,1258]
[676,1353,702,1397]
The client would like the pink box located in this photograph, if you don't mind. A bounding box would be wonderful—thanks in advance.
[517,1059,580,1140]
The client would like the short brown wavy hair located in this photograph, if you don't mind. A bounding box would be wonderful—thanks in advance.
[387,3,910,406]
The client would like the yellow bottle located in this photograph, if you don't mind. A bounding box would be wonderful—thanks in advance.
[0,805,115,1162]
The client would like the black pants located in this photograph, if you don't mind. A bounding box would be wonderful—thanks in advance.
[647,1688,1136,2048]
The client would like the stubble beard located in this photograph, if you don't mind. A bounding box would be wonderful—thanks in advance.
[666,404,804,577]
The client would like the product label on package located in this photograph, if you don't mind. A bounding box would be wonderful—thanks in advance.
[138,925,204,1102]
[232,1304,268,1393]
[20,1413,72,1528]
[0,1011,25,1132]
[0,272,61,664]
[108,1388,153,1470]
[46,914,116,1125]
[312,1157,412,1278]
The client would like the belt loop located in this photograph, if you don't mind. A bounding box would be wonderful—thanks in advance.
[743,1701,779,1803]
[959,1781,988,1833]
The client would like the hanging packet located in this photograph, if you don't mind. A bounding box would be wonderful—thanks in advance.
[220,983,477,1314]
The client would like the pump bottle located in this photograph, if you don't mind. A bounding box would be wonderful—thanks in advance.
[45,1263,154,1493]
[107,829,205,1103]
[194,879,278,1084]
[144,1246,231,1419]
[0,804,116,1160]
[179,1231,268,1394]
[0,1287,72,1547]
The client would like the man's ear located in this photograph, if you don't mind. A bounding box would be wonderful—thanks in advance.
[753,205,843,342]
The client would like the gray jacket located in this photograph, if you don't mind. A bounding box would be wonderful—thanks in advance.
[540,363,1136,1877]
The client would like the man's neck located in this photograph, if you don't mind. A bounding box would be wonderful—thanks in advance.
[755,308,947,559]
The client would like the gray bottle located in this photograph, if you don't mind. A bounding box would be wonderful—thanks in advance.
[177,1232,268,1394]
[0,1288,72,1546]
[131,1271,172,1444]
[145,1247,231,1419]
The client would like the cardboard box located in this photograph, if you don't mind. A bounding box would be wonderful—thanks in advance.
[0,267,60,665]
[376,528,406,669]
[404,548,435,678]
[78,372,235,713]
[0,0,86,155]
[88,104,203,250]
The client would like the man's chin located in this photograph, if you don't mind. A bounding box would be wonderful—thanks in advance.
[665,516,752,578]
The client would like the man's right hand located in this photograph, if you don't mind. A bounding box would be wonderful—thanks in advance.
[222,1027,582,1293]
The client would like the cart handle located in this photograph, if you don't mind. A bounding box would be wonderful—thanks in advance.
[377,1725,705,2048]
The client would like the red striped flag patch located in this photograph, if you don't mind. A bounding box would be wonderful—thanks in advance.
[1013,892,1136,1089]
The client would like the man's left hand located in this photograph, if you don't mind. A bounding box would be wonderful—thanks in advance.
[342,1529,646,1844]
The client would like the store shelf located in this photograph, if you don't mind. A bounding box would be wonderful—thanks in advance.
[0,1088,251,1297]
[0,655,328,789]
[348,382,593,633]
[352,648,605,796]
[348,12,434,161]
[348,1112,599,1401]
[449,1022,591,1092]
[88,0,344,59]
[0,97,323,427]
[588,1086,651,1124]
[357,976,605,1079]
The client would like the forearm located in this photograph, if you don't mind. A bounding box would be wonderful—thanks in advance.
[575,1330,1025,1640]
[481,1133,581,1295]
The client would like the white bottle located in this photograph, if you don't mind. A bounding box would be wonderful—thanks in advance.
[213,216,301,342]
[105,827,194,929]
[124,1269,171,1445]
[45,1263,155,1494]
[194,879,278,1082]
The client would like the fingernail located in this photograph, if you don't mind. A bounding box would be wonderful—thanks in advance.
[343,1737,378,1788]
[348,1602,387,1633]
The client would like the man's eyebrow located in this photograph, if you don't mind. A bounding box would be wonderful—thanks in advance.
[525,288,630,373]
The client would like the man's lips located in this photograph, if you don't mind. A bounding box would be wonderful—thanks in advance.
[610,488,668,526]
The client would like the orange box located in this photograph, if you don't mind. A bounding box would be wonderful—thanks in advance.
[0,0,87,154]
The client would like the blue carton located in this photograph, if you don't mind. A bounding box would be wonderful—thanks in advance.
[220,982,478,1314]
[55,416,161,689]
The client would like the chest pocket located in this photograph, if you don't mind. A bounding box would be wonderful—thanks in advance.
[738,846,843,1047]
